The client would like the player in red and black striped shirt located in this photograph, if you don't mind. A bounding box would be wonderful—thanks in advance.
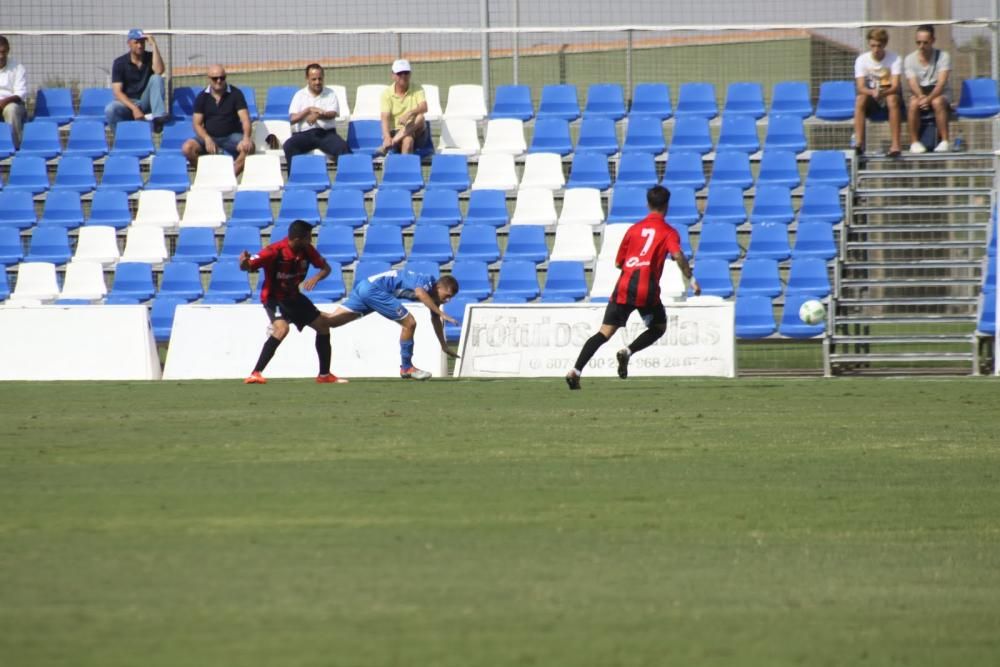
[566,185,700,390]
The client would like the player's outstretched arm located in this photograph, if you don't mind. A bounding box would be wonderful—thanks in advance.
[301,259,331,291]
[238,250,252,271]
[675,253,701,296]
[413,287,457,325]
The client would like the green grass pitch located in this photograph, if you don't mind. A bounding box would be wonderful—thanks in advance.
[2,377,999,666]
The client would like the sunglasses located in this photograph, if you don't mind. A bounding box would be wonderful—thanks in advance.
[210,75,227,82]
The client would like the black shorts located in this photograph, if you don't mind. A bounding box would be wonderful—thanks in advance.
[264,293,321,331]
[602,300,667,328]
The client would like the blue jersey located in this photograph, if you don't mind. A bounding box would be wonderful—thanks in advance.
[368,269,435,300]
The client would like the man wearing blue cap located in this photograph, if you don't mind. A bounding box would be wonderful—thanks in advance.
[104,28,167,131]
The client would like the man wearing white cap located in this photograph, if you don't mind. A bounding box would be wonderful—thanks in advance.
[379,58,427,154]
[105,28,167,131]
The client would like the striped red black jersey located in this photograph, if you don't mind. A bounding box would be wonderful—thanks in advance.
[612,212,683,306]
[247,238,324,303]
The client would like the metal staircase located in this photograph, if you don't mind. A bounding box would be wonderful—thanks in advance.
[825,152,993,375]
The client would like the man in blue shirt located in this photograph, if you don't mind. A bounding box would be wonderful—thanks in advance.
[104,28,167,130]
[327,270,460,379]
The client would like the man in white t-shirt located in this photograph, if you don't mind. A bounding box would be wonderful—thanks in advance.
[282,63,350,167]
[0,35,28,148]
[854,27,902,157]
[905,24,952,153]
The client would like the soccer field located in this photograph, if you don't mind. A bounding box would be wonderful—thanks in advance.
[2,377,999,666]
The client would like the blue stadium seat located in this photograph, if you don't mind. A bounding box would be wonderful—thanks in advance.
[566,151,611,190]
[791,221,837,260]
[723,82,765,119]
[662,150,705,190]
[450,259,493,300]
[277,188,321,225]
[404,260,441,279]
[77,88,115,123]
[491,85,534,121]
[381,153,425,192]
[427,154,470,192]
[287,154,331,192]
[666,186,700,228]
[85,189,131,229]
[53,156,97,193]
[815,81,855,121]
[606,185,649,224]
[746,221,791,261]
[150,296,187,342]
[716,113,760,153]
[798,184,843,225]
[39,189,84,228]
[576,116,619,155]
[0,227,24,266]
[694,222,740,262]
[616,151,659,189]
[34,88,75,125]
[537,84,580,122]
[158,261,204,301]
[456,224,500,264]
[346,120,383,155]
[701,185,747,226]
[111,121,154,158]
[65,120,108,158]
[750,184,795,224]
[977,293,996,335]
[757,150,801,189]
[370,187,415,227]
[408,224,454,264]
[219,225,262,260]
[0,269,9,301]
[528,117,573,155]
[172,227,218,265]
[956,78,1000,118]
[361,224,405,264]
[710,150,753,190]
[693,258,733,298]
[805,150,849,189]
[785,257,831,298]
[542,260,587,302]
[6,155,50,194]
[169,86,200,119]
[19,121,62,159]
[779,293,826,337]
[315,224,357,265]
[418,188,462,227]
[0,122,14,159]
[109,262,156,302]
[770,81,813,119]
[238,86,260,120]
[25,225,72,264]
[622,114,666,154]
[736,257,782,297]
[465,189,509,227]
[735,294,776,339]
[584,83,626,121]
[764,114,807,154]
[304,263,346,302]
[504,225,548,264]
[322,188,368,228]
[99,154,143,193]
[352,259,391,286]
[443,294,478,342]
[493,259,540,301]
[675,82,718,119]
[262,86,298,121]
[333,153,376,191]
[158,121,196,153]
[674,223,693,258]
[146,153,191,193]
[630,83,672,120]
[669,115,713,155]
[229,190,274,229]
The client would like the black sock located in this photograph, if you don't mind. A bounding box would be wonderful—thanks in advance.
[628,327,665,356]
[253,336,282,373]
[315,334,331,376]
[573,332,609,374]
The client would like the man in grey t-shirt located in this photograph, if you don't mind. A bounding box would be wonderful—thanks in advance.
[905,24,952,153]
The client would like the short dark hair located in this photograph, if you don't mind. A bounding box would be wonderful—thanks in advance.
[916,24,935,38]
[287,219,314,239]
[0,36,10,51]
[305,63,323,77]
[647,185,670,212]
[437,274,459,294]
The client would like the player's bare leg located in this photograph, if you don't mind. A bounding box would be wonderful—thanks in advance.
[397,313,431,379]
[245,319,290,384]
[566,323,619,390]
[307,314,347,384]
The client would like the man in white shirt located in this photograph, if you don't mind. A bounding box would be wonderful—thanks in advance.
[853,27,902,157]
[282,63,350,167]
[905,24,952,153]
[0,35,28,148]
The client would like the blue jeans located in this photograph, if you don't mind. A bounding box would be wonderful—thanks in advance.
[104,74,167,129]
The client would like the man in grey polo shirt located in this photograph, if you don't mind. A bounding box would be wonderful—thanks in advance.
[905,24,952,153]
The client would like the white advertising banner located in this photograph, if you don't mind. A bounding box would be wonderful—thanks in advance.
[0,305,161,381]
[163,303,446,380]
[455,300,735,378]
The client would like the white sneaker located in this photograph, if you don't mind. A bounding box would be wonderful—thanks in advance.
[909,142,927,154]
[143,113,154,121]
[933,140,951,153]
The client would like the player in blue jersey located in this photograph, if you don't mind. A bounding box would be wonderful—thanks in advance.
[326,269,460,379]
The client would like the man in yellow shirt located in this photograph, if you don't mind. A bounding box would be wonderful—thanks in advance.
[379,59,427,154]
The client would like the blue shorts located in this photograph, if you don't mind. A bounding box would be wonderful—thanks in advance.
[193,131,245,157]
[341,279,410,321]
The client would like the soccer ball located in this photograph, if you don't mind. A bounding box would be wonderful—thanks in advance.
[798,299,827,325]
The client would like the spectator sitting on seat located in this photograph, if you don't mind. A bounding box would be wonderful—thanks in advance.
[379,59,428,155]
[853,27,902,157]
[181,64,255,175]
[905,24,952,153]
[0,35,28,148]
[105,29,167,131]
[283,63,351,165]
